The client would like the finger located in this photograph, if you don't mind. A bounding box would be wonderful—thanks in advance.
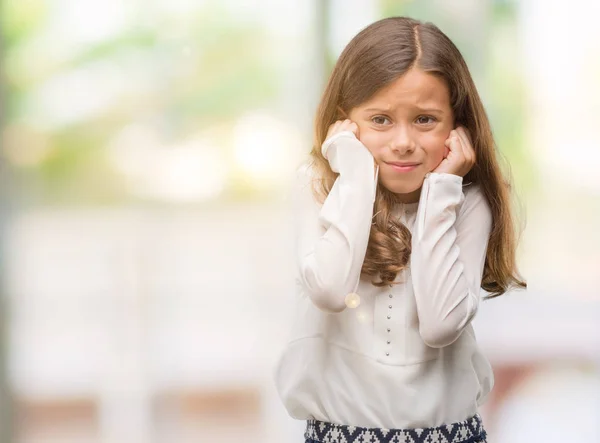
[456,126,471,150]
[451,129,468,159]
[461,126,474,147]
[456,127,475,163]
[341,120,356,134]
[445,131,461,155]
[444,133,455,149]
[443,138,451,157]
[328,122,340,138]
[443,139,453,159]
[454,131,468,159]
[449,131,467,164]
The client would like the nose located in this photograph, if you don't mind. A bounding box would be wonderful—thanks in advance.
[389,124,416,155]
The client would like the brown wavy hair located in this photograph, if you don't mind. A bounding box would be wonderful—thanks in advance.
[308,16,526,298]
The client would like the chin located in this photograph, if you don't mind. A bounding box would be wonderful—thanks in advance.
[380,177,423,196]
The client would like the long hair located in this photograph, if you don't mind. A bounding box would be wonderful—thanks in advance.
[308,16,526,297]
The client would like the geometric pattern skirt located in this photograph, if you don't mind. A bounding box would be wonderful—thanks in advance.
[305,413,487,443]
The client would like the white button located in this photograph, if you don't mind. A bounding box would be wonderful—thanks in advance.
[344,292,361,309]
[388,305,392,309]
[389,294,393,298]
[387,315,391,319]
[385,352,389,356]
[387,341,391,344]
[387,328,391,332]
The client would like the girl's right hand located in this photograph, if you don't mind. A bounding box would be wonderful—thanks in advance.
[326,119,359,140]
[323,119,378,178]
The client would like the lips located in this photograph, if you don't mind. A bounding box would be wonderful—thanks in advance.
[386,161,421,173]
[387,162,420,167]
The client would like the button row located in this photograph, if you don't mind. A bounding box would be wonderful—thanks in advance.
[386,293,393,356]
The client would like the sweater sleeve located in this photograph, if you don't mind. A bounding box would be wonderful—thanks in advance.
[294,133,377,313]
[410,172,492,348]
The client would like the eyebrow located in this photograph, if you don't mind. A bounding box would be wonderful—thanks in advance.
[364,107,445,114]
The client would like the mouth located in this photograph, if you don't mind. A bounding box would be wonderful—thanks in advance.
[386,161,421,173]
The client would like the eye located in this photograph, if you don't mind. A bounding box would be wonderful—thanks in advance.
[416,115,437,125]
[372,115,391,126]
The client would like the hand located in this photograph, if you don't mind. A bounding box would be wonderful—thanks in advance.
[433,126,475,177]
[325,119,378,177]
[326,119,359,140]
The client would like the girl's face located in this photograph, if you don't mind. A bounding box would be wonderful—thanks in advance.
[348,68,455,202]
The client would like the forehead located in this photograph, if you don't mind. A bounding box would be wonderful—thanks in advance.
[362,68,451,111]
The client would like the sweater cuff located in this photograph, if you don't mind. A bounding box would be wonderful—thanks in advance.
[321,131,357,159]
[424,172,464,185]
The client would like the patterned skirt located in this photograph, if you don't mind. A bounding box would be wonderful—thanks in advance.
[305,413,487,443]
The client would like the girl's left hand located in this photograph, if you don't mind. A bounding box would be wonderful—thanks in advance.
[432,126,475,177]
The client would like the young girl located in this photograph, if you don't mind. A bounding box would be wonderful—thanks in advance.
[274,16,526,443]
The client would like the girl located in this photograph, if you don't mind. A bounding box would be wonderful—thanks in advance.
[274,16,526,443]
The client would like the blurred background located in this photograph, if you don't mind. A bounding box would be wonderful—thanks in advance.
[0,0,599,442]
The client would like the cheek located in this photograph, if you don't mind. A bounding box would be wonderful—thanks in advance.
[422,137,447,168]
[357,129,387,159]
